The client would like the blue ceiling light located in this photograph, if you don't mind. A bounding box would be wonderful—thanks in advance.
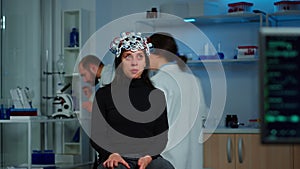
[184,18,196,22]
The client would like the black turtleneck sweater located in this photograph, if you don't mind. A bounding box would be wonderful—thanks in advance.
[91,78,168,162]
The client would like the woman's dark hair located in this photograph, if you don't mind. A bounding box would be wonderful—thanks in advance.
[149,32,186,71]
[113,49,154,88]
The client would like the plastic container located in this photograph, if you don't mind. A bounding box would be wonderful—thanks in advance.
[228,2,254,13]
[69,27,79,47]
[248,119,260,128]
[0,99,12,120]
[237,45,258,59]
[32,150,55,165]
[274,1,300,12]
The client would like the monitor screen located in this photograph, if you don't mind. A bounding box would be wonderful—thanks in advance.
[259,27,300,144]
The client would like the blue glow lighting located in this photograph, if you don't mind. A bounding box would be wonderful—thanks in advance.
[184,18,196,22]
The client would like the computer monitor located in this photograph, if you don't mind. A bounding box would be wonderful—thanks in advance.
[259,27,300,144]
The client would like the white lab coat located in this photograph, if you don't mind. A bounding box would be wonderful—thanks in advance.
[151,63,207,169]
[97,64,115,91]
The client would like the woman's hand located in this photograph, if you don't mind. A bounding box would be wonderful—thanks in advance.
[138,155,152,169]
[103,153,130,169]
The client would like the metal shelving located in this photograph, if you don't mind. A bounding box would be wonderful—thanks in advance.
[0,117,93,169]
[136,13,264,28]
[267,11,300,26]
[187,58,259,67]
[185,13,263,26]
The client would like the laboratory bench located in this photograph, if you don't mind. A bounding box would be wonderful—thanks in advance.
[203,126,260,134]
[0,116,93,169]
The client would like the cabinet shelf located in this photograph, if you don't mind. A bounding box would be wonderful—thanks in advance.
[136,18,185,27]
[64,142,80,155]
[64,47,80,51]
[65,142,80,146]
[59,8,92,167]
[62,9,88,75]
[267,11,300,26]
[187,58,258,65]
[136,13,263,28]
[185,13,263,26]
[0,117,90,169]
[268,11,300,21]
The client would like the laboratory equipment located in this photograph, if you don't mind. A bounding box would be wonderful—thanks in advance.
[52,83,74,118]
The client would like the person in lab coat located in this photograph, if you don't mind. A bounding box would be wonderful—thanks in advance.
[78,55,115,169]
[148,32,207,169]
[78,55,114,112]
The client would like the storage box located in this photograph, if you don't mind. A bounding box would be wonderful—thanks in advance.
[32,150,55,165]
[9,108,37,116]
[228,2,253,13]
[237,46,257,59]
[274,1,300,12]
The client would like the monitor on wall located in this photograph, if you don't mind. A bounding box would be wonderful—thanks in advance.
[259,27,300,144]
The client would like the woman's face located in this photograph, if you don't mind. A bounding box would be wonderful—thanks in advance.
[121,50,146,79]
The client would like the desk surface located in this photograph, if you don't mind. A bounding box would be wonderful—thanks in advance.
[0,116,78,123]
[203,126,260,134]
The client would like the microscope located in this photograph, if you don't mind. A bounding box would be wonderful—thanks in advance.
[52,83,74,118]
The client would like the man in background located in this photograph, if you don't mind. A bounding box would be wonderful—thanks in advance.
[78,54,114,169]
[78,55,114,112]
